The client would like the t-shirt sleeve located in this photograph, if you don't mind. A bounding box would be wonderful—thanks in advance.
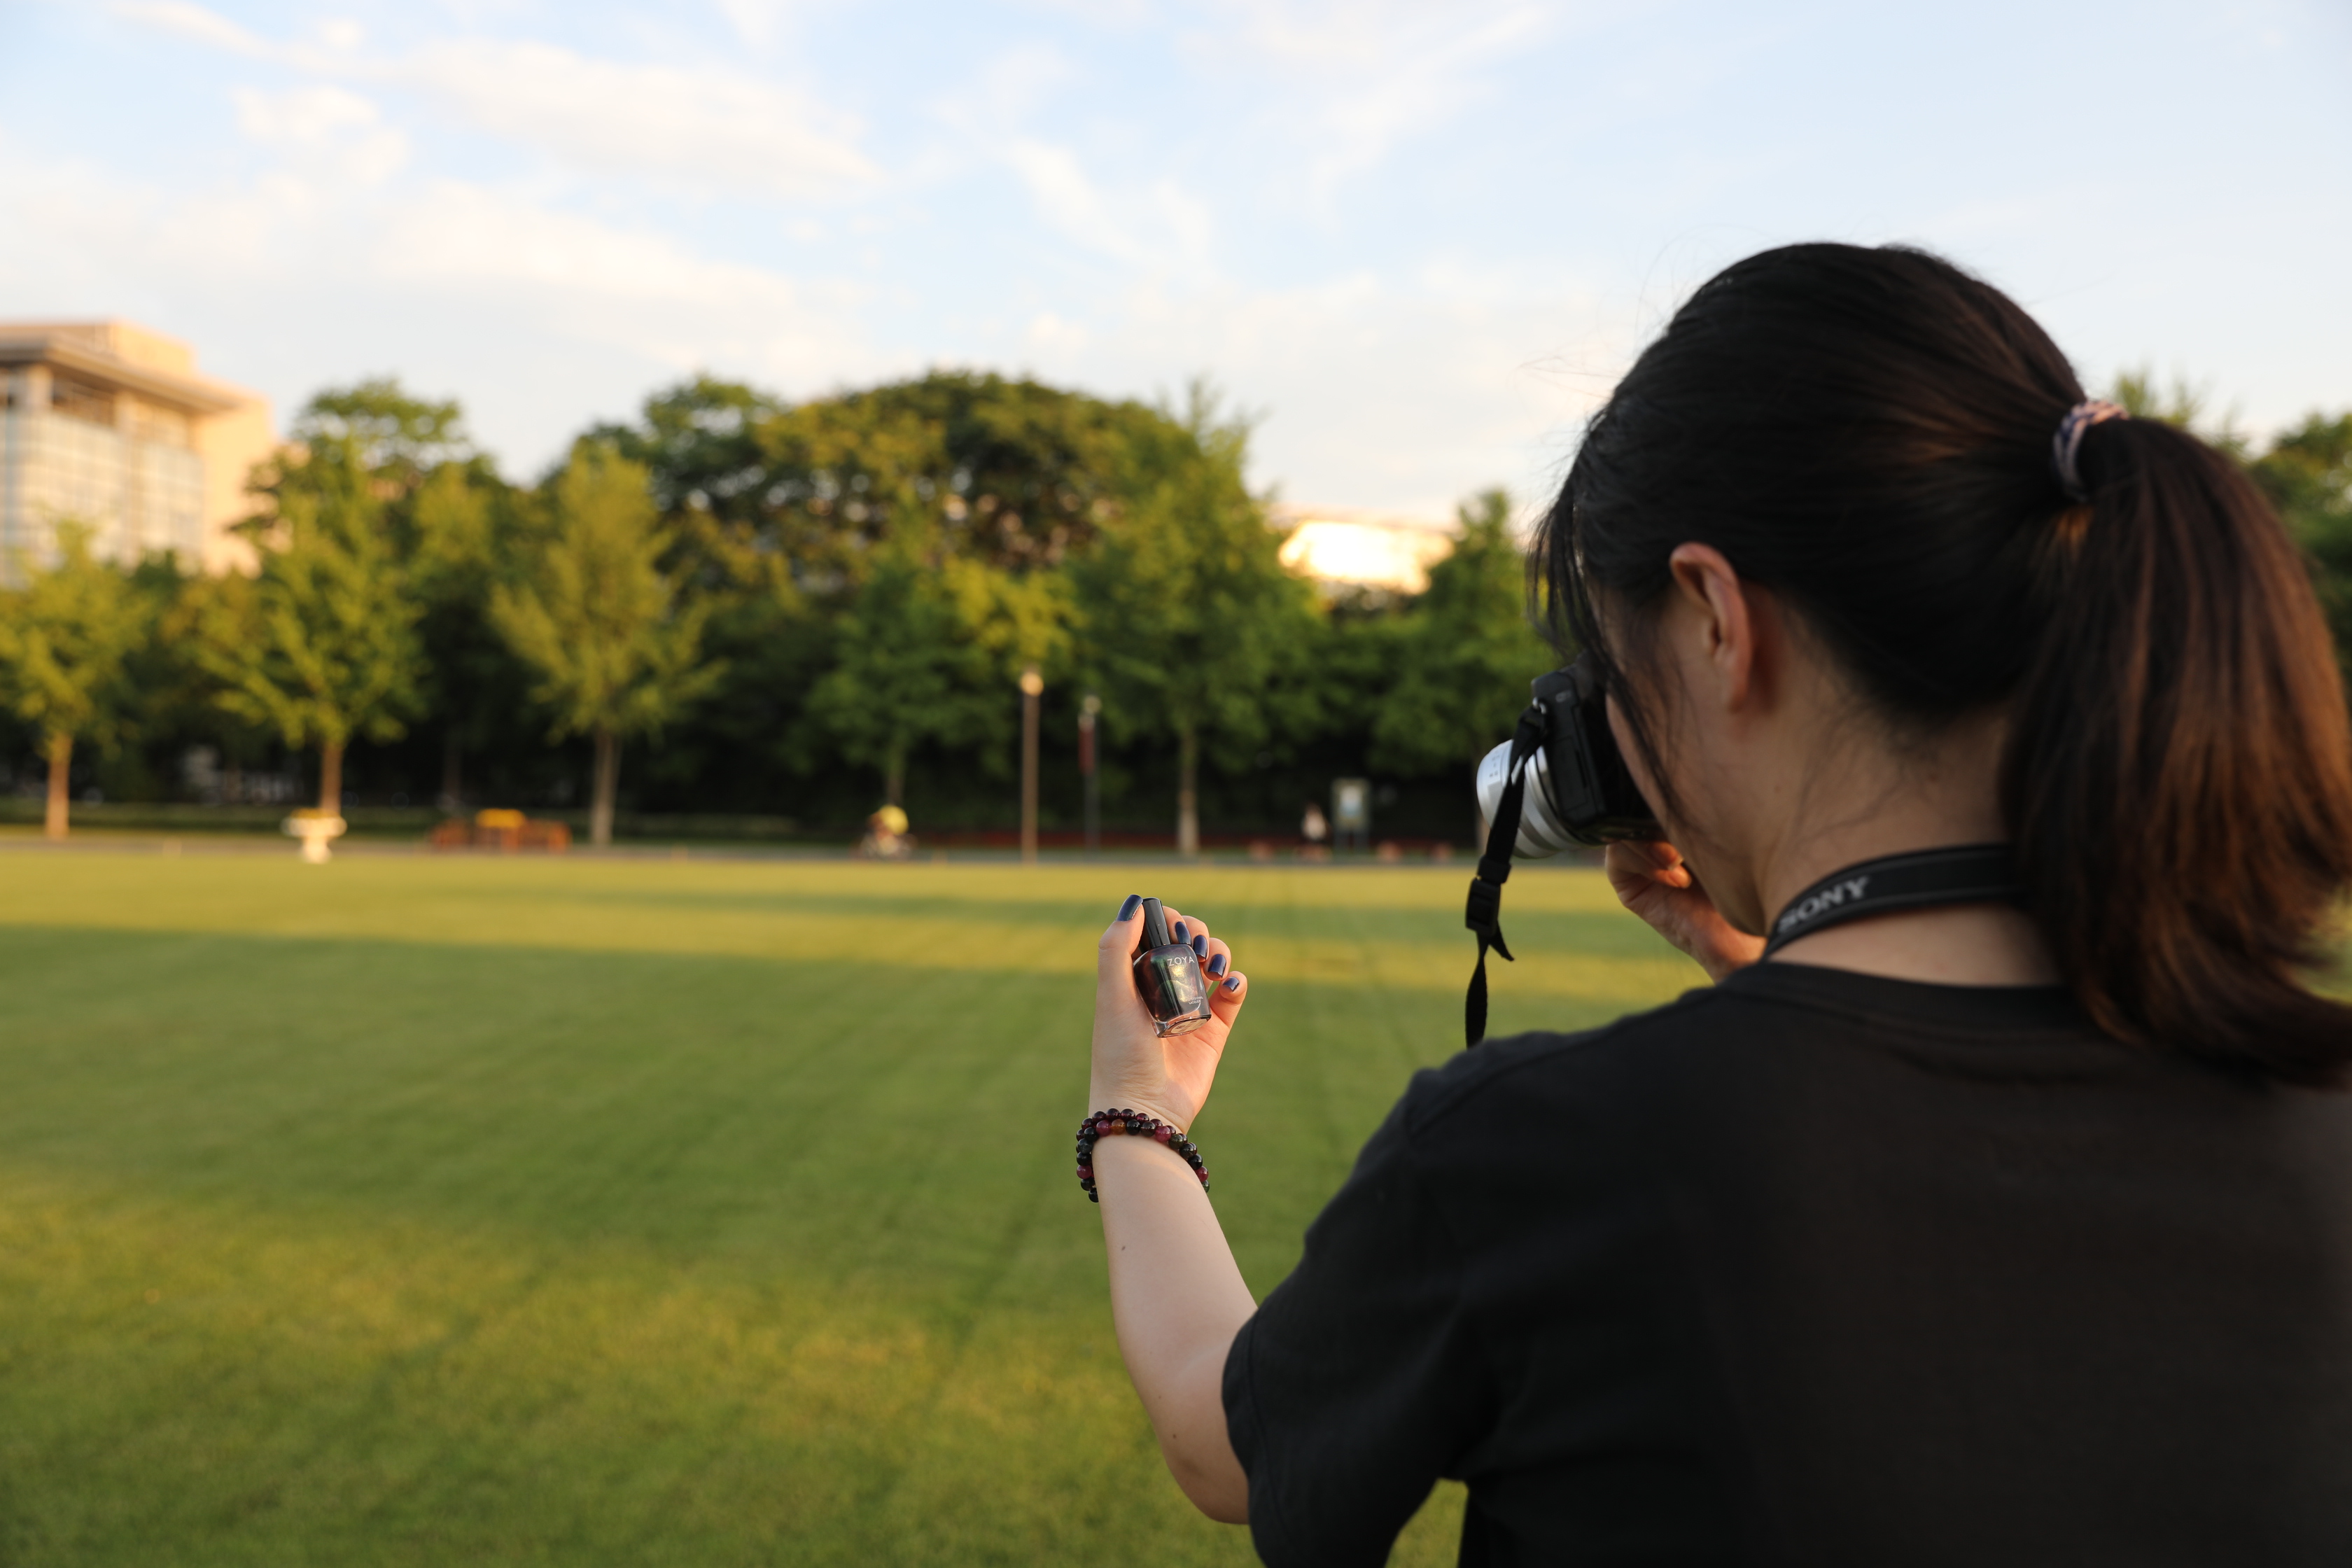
[1222,1089,1493,1567]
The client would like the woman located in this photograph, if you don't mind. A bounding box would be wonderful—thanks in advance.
[1081,243,2352,1565]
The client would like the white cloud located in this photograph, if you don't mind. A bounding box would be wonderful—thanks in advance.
[713,0,816,50]
[400,38,877,199]
[1018,271,1625,517]
[953,42,1080,129]
[71,0,1614,498]
[232,85,408,186]
[998,139,1215,277]
[110,0,274,56]
[374,181,860,328]
[0,122,895,463]
[113,3,879,201]
[1225,5,1550,155]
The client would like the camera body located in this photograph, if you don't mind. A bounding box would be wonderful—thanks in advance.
[1475,656,1662,856]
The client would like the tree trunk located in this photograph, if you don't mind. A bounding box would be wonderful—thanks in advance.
[1177,723,1200,859]
[441,727,463,812]
[43,732,71,841]
[592,727,618,848]
[884,746,905,809]
[318,739,344,815]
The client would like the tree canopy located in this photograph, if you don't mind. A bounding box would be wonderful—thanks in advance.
[0,523,150,837]
[2251,412,2352,680]
[198,434,426,811]
[1371,489,1555,777]
[1072,386,1321,854]
[25,364,2343,851]
[489,446,720,845]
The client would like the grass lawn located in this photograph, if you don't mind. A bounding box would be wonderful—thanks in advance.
[0,848,1700,1566]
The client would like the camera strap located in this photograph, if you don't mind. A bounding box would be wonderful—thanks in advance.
[1762,844,2024,958]
[1462,705,1547,1047]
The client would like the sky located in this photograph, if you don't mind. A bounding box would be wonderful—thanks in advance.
[3,0,2347,517]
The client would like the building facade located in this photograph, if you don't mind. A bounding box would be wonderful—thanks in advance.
[1269,502,1459,594]
[0,321,274,579]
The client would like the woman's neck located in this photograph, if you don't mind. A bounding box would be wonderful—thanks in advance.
[1747,710,2059,987]
[1768,902,2059,986]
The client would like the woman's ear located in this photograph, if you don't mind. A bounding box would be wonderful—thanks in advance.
[1665,542,1760,710]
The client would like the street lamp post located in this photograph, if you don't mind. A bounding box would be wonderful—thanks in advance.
[1020,666,1044,866]
[1079,692,1102,859]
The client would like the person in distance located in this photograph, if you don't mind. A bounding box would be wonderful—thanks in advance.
[1080,242,2352,1567]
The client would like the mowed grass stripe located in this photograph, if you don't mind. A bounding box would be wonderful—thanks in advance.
[0,855,1700,1565]
[0,856,1692,1006]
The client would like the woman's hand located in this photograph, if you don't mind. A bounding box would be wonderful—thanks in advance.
[1090,895,1247,1132]
[1606,840,1765,983]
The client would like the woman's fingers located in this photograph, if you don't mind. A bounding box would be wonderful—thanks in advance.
[1163,906,1211,948]
[1157,905,1240,995]
[1632,840,1693,886]
[1102,901,1235,986]
[1160,908,1233,977]
[1100,892,1147,953]
[1208,967,1247,1022]
[1606,841,1691,902]
[1602,844,1762,983]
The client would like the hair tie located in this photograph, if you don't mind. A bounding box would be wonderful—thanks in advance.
[2052,399,2128,503]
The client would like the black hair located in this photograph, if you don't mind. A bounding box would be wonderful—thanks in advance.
[1534,242,2352,1082]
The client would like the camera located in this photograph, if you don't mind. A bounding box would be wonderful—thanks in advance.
[1461,654,1660,1047]
[1474,654,1662,856]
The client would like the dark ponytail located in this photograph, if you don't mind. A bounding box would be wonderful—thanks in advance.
[2010,418,2352,1081]
[1538,242,2352,1082]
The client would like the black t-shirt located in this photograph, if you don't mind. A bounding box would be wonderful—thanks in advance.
[1223,962,2352,1567]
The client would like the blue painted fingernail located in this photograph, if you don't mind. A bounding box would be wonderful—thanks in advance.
[1172,920,1189,941]
[1190,934,1209,958]
[1118,894,1142,920]
[1208,952,1227,976]
[1224,974,1244,993]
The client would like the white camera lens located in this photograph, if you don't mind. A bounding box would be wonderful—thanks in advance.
[1475,738,1579,859]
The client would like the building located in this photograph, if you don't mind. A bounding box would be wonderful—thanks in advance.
[0,321,274,579]
[1270,502,1458,594]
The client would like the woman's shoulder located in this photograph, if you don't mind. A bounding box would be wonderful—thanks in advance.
[1387,961,2138,1178]
[1397,981,1742,1142]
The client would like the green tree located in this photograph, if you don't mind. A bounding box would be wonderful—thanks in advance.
[283,379,519,808]
[0,524,150,839]
[407,462,524,806]
[606,371,1181,594]
[151,566,276,799]
[2109,368,2252,460]
[200,440,428,812]
[293,377,472,493]
[806,550,995,808]
[1371,489,1557,835]
[2250,412,2352,680]
[491,447,721,846]
[806,549,1077,812]
[584,376,788,594]
[1073,388,1320,855]
[590,372,1218,822]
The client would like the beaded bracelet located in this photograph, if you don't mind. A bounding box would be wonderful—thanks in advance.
[1075,1109,1208,1202]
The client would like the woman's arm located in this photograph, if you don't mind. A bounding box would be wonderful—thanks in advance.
[1088,897,1256,1522]
[1096,1135,1255,1518]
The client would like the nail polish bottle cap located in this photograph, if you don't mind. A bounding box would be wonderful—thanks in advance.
[1139,896,1173,950]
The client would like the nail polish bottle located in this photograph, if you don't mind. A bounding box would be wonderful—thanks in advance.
[1132,897,1214,1036]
